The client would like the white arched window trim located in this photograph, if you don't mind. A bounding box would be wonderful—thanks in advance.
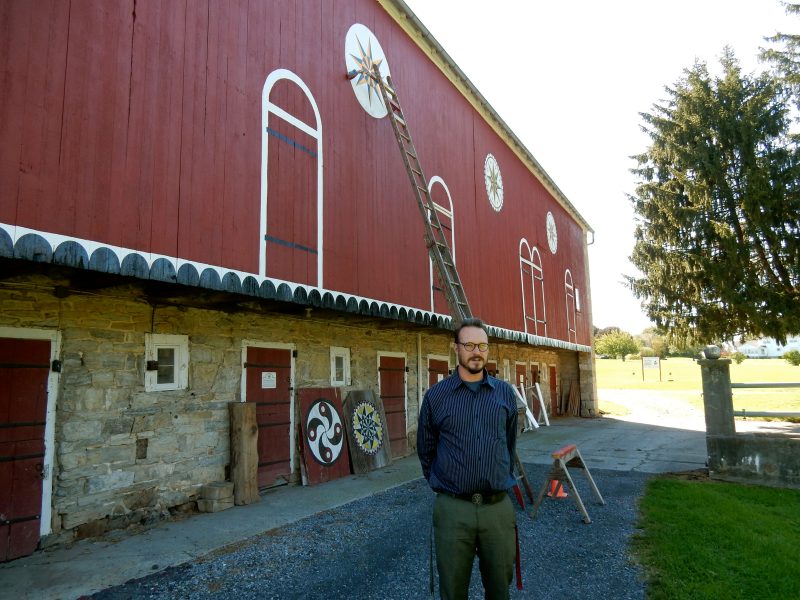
[427,176,455,312]
[564,269,577,343]
[519,239,547,337]
[260,69,324,286]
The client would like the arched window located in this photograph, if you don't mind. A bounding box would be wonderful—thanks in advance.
[519,239,547,336]
[427,176,455,313]
[261,69,323,287]
[565,269,577,343]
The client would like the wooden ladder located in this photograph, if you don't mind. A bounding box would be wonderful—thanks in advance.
[370,66,470,324]
[367,65,533,503]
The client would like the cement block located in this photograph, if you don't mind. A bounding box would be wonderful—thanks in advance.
[201,481,234,500]
[197,497,234,513]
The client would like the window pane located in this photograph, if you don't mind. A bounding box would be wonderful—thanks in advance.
[157,347,176,384]
[335,355,344,381]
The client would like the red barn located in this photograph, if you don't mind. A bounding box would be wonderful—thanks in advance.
[0,0,596,557]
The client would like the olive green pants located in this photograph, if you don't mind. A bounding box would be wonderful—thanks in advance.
[432,493,517,600]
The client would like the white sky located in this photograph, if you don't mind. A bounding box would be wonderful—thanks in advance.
[402,0,796,334]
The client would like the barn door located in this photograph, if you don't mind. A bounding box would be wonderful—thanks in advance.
[427,357,449,391]
[378,354,407,458]
[0,338,49,562]
[549,366,558,417]
[515,363,534,418]
[244,346,293,488]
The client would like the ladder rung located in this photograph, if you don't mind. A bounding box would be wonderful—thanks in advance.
[394,114,407,127]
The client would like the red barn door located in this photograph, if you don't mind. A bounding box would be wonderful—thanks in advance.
[0,338,49,562]
[244,346,293,488]
[378,354,407,458]
[427,357,449,390]
[549,366,558,417]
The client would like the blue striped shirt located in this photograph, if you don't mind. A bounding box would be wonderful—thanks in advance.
[417,370,518,494]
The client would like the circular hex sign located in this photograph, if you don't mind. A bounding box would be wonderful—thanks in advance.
[345,23,391,119]
[306,398,345,466]
[351,401,384,455]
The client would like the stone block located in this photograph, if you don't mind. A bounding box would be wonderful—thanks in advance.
[201,481,234,500]
[103,417,134,436]
[87,470,135,494]
[61,419,102,442]
[131,412,173,433]
[197,497,234,513]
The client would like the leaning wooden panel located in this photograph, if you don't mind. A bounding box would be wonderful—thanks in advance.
[343,389,392,474]
[297,388,351,485]
[229,402,260,505]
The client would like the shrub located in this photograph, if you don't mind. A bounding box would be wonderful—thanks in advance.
[731,351,746,364]
[784,350,800,366]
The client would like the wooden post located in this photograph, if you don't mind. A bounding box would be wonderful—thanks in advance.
[229,402,260,505]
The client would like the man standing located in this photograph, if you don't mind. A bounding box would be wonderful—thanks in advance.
[417,318,518,600]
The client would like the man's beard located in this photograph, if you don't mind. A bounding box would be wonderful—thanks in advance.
[459,355,484,375]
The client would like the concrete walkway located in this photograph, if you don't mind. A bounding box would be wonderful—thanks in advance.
[1,397,710,600]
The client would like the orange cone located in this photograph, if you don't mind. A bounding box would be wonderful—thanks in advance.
[547,479,568,498]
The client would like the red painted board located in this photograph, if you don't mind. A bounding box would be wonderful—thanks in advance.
[297,388,350,486]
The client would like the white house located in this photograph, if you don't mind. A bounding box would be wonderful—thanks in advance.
[736,336,800,358]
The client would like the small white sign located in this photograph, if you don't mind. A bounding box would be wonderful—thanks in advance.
[437,374,444,383]
[642,357,660,370]
[261,372,277,389]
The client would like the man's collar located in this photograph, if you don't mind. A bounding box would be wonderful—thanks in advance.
[455,368,495,389]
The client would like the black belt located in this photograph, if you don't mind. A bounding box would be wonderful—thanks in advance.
[438,490,507,506]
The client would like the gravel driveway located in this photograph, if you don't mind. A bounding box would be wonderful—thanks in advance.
[91,463,649,600]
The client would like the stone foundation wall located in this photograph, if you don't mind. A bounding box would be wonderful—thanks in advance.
[0,274,594,545]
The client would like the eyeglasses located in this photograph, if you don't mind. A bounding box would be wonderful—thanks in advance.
[457,342,489,352]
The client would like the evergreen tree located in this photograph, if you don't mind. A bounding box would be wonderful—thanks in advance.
[628,50,800,345]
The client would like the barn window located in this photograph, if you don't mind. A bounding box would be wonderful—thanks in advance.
[427,176,455,313]
[261,69,323,287]
[565,270,577,343]
[145,334,189,392]
[330,346,351,387]
[519,239,547,336]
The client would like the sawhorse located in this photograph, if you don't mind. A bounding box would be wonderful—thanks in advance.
[530,444,605,524]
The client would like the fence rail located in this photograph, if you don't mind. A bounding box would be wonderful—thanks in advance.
[731,381,800,418]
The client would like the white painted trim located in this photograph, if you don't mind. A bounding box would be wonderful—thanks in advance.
[427,176,455,312]
[240,340,297,476]
[0,327,61,536]
[144,333,189,392]
[261,68,324,287]
[564,269,576,344]
[329,346,351,386]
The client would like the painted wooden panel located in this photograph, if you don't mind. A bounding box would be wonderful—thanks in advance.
[343,389,392,474]
[0,0,592,346]
[244,346,292,488]
[297,388,350,485]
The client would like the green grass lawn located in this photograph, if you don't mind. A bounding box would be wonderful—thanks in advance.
[596,357,800,414]
[634,476,800,599]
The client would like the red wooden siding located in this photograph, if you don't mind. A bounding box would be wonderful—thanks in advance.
[0,0,591,346]
[244,346,292,488]
[0,338,49,562]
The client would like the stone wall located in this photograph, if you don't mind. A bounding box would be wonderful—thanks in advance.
[0,273,594,545]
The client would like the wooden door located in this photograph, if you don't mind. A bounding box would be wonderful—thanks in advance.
[0,338,49,562]
[530,363,541,418]
[485,360,498,378]
[515,363,533,415]
[379,355,407,458]
[244,346,293,488]
[549,366,558,417]
[427,358,449,391]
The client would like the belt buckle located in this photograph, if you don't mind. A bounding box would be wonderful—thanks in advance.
[471,493,483,505]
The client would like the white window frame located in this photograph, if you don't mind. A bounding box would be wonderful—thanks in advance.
[330,346,351,387]
[145,333,189,392]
